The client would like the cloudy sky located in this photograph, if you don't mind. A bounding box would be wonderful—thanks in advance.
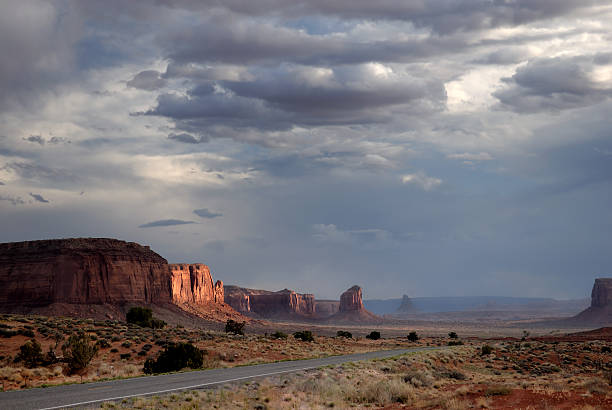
[1,0,611,300]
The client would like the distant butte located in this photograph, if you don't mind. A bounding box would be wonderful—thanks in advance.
[325,286,382,324]
[569,278,612,325]
[224,285,315,319]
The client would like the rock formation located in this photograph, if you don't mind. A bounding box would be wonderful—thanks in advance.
[224,286,315,318]
[591,278,612,308]
[339,285,364,312]
[326,286,382,324]
[570,278,612,325]
[0,238,171,307]
[169,263,224,305]
[0,238,241,323]
[315,300,340,317]
[396,294,419,313]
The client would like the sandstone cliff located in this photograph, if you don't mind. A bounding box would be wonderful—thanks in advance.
[224,286,315,318]
[339,285,365,311]
[0,238,171,307]
[0,238,242,323]
[315,300,340,317]
[570,278,612,325]
[326,286,382,324]
[169,263,224,305]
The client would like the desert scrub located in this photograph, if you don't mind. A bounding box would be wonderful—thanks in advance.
[348,377,415,405]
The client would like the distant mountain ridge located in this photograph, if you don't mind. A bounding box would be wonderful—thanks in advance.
[364,296,589,316]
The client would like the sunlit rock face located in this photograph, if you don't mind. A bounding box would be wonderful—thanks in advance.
[169,263,224,305]
[0,238,171,307]
[339,285,364,312]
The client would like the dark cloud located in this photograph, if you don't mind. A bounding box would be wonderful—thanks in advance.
[494,55,612,113]
[168,133,209,144]
[138,219,196,228]
[193,208,222,218]
[127,70,167,90]
[24,135,45,145]
[147,65,445,138]
[215,0,598,34]
[29,193,49,203]
[162,16,471,66]
[85,0,598,34]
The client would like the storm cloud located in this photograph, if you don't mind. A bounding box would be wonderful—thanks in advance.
[0,0,610,299]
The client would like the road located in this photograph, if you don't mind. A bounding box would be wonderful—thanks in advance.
[0,347,439,409]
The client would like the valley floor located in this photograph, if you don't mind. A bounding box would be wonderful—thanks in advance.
[0,314,610,409]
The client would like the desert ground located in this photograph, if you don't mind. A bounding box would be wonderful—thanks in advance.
[1,313,611,409]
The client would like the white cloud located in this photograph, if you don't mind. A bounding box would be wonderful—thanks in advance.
[401,172,442,191]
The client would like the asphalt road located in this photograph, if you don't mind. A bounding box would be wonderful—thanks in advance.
[0,347,439,409]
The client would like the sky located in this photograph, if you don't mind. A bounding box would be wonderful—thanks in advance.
[1,1,611,300]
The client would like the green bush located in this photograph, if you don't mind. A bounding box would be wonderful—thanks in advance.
[293,331,315,342]
[336,330,352,339]
[407,331,419,342]
[448,340,464,346]
[143,342,204,374]
[270,331,288,339]
[365,331,381,340]
[448,332,458,339]
[96,339,111,348]
[62,332,99,374]
[0,328,17,338]
[481,345,493,355]
[16,339,44,368]
[225,319,246,335]
[126,307,166,329]
[120,353,131,360]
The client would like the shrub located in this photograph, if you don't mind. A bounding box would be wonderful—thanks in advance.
[366,331,381,340]
[601,346,611,354]
[270,331,288,339]
[0,329,17,338]
[96,339,111,348]
[293,331,315,342]
[110,348,119,353]
[121,341,132,348]
[448,332,458,339]
[143,342,204,374]
[18,329,35,338]
[448,340,464,346]
[120,353,131,360]
[225,320,246,335]
[62,332,99,374]
[126,307,166,329]
[407,331,419,342]
[336,330,352,339]
[16,339,44,368]
[481,345,493,355]
[485,386,512,396]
